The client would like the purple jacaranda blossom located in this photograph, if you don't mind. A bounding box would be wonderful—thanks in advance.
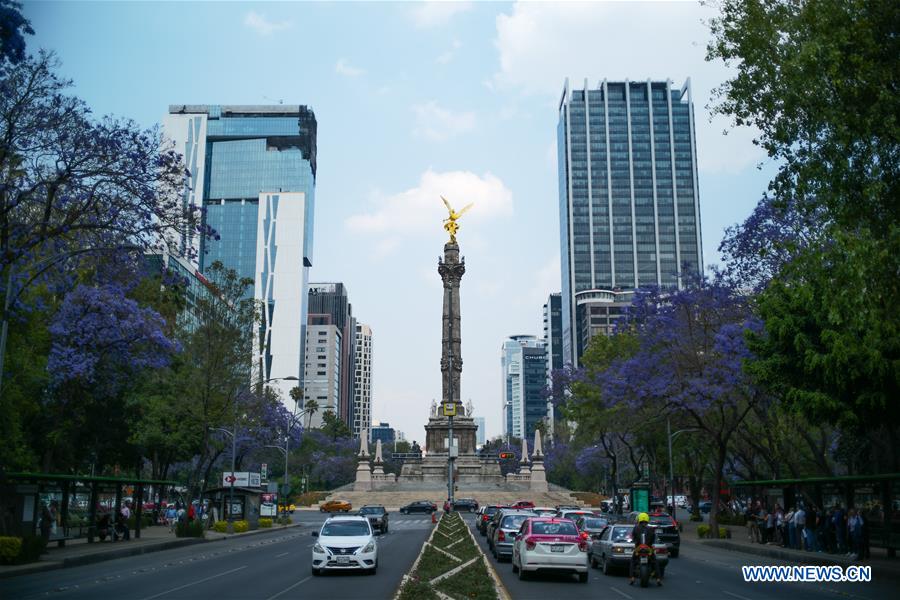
[47,283,179,386]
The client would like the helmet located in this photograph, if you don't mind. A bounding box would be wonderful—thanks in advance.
[638,512,650,523]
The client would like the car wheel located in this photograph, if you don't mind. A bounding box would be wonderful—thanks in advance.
[590,553,598,569]
[578,572,589,583]
[320,507,325,513]
[512,558,519,574]
[369,561,378,575]
[518,565,528,580]
[312,566,320,576]
[670,548,679,558]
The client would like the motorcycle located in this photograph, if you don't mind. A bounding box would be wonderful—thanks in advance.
[633,543,660,588]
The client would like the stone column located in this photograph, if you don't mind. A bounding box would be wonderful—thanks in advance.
[438,242,465,406]
[519,436,531,475]
[354,429,372,491]
[372,439,385,476]
[530,429,548,492]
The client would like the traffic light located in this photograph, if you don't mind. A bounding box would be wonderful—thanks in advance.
[499,452,515,460]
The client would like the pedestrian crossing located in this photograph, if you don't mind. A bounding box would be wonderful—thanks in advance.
[389,518,433,529]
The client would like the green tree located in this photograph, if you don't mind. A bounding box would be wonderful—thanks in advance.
[320,409,351,440]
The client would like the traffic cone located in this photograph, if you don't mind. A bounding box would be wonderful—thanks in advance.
[431,512,437,524]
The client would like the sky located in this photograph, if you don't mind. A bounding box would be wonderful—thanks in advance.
[27,1,776,444]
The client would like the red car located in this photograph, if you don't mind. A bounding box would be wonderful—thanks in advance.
[512,500,535,510]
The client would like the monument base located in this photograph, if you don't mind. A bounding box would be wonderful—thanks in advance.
[399,453,503,484]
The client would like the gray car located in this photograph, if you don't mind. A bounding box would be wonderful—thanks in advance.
[490,511,533,562]
[588,524,669,577]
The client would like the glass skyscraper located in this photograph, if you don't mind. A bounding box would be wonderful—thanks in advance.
[501,335,548,441]
[558,79,703,365]
[163,105,317,402]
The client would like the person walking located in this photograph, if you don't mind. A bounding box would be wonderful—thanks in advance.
[766,507,776,545]
[39,502,52,545]
[786,507,796,549]
[775,505,785,546]
[805,506,818,552]
[847,509,863,559]
[119,501,131,541]
[833,505,846,554]
[165,504,177,532]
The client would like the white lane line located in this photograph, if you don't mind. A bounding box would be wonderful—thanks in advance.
[723,591,754,600]
[266,575,311,600]
[609,586,634,600]
[275,552,290,558]
[139,565,247,600]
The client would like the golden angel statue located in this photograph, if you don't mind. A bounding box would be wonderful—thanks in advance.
[441,196,474,243]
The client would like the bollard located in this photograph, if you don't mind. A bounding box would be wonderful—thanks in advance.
[432,512,437,524]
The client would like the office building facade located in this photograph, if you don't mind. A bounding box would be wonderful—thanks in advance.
[163,105,317,402]
[352,323,373,439]
[308,283,357,427]
[370,422,395,448]
[558,79,702,365]
[501,336,548,440]
[474,416,486,448]
[303,323,342,428]
[542,293,563,436]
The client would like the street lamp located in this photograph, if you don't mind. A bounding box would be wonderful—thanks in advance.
[266,404,309,523]
[666,418,700,515]
[211,375,299,531]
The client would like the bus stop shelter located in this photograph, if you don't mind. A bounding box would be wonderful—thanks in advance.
[0,471,180,546]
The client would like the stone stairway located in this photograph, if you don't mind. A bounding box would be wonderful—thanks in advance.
[315,489,587,511]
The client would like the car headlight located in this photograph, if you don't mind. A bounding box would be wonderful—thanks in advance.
[359,540,376,554]
[313,543,325,554]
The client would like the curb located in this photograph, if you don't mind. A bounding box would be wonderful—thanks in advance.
[699,540,900,583]
[393,513,441,599]
[0,522,304,580]
[462,514,511,600]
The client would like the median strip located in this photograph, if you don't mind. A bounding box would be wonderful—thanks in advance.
[396,513,501,600]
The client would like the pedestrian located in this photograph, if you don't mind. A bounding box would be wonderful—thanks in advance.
[188,502,196,522]
[833,505,846,554]
[758,504,768,544]
[805,505,818,552]
[793,505,806,550]
[766,507,776,545]
[847,508,863,559]
[119,501,131,541]
[786,506,796,549]
[746,501,758,543]
[39,502,52,544]
[165,504,177,532]
[775,505,785,546]
[819,508,833,553]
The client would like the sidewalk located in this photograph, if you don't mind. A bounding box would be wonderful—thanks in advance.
[0,521,304,580]
[679,516,900,582]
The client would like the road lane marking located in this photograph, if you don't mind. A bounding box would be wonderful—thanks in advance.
[139,565,247,600]
[723,591,754,600]
[609,586,634,600]
[266,576,311,600]
[275,552,290,558]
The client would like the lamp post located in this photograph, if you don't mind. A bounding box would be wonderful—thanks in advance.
[211,375,299,531]
[666,418,700,515]
[266,406,309,523]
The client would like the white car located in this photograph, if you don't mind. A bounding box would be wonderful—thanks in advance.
[311,515,378,575]
[511,517,589,582]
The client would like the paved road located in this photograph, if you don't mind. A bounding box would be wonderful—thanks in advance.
[464,513,896,600]
[0,513,434,600]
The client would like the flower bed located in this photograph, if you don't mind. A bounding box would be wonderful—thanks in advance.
[396,512,500,600]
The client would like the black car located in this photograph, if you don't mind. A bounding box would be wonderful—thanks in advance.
[477,505,504,536]
[452,498,479,512]
[359,505,389,534]
[625,511,681,557]
[400,500,437,514]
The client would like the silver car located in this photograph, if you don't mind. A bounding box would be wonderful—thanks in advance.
[490,511,533,562]
[588,524,669,577]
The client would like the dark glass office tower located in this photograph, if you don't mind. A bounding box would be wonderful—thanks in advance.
[558,79,703,365]
[308,283,357,428]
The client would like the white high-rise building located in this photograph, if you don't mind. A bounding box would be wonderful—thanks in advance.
[501,336,547,440]
[474,416,486,448]
[303,324,342,428]
[352,323,373,438]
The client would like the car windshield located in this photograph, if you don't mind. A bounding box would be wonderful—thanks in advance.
[359,507,384,515]
[531,521,578,535]
[582,518,607,529]
[485,507,500,515]
[650,515,673,525]
[501,515,529,529]
[321,521,370,537]
[611,527,633,542]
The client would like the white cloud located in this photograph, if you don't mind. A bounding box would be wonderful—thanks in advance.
[243,11,291,36]
[436,39,463,65]
[411,1,473,28]
[412,101,475,142]
[492,2,765,174]
[345,169,514,236]
[335,58,364,77]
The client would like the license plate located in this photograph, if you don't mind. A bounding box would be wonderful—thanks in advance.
[336,556,350,564]
[551,545,566,552]
[640,557,648,564]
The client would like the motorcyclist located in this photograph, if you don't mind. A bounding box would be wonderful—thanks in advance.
[630,512,662,586]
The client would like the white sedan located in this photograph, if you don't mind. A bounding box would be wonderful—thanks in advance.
[311,515,378,575]
[511,517,589,582]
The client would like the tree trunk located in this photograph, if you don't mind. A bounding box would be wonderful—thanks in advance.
[708,444,727,538]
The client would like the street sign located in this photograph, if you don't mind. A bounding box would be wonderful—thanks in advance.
[261,463,268,480]
[225,475,237,484]
[442,402,456,417]
[222,472,262,487]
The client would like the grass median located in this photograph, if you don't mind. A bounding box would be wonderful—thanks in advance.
[397,512,499,600]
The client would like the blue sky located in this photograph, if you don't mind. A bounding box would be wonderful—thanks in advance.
[28,1,775,443]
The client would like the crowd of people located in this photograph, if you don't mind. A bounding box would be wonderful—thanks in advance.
[744,500,871,559]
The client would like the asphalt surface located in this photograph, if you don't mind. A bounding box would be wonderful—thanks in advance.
[465,513,898,600]
[0,513,434,600]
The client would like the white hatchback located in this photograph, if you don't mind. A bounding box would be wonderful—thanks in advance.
[511,518,589,583]
[311,516,378,575]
